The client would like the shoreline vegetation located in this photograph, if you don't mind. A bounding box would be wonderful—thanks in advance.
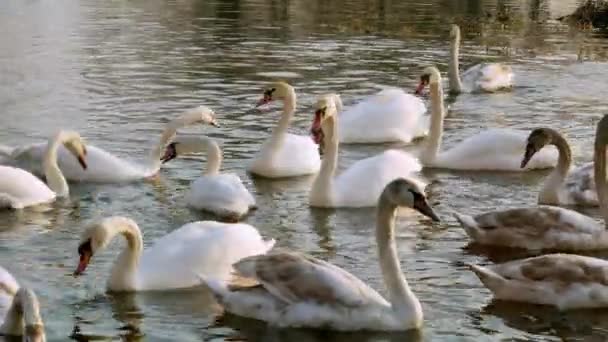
[558,0,608,29]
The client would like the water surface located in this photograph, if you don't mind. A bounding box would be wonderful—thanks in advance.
[1,0,608,341]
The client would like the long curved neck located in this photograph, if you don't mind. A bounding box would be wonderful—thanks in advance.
[376,197,422,323]
[107,218,144,291]
[0,289,43,337]
[148,113,203,171]
[43,134,69,197]
[539,133,572,204]
[449,37,463,94]
[310,116,338,205]
[595,139,608,226]
[265,89,296,158]
[203,140,221,176]
[421,82,444,164]
[0,297,24,335]
[177,137,222,175]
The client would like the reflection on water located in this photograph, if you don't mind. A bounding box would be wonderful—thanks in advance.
[1,0,608,340]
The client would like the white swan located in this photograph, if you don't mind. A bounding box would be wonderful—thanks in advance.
[455,114,608,251]
[309,95,424,207]
[333,86,429,143]
[200,178,440,331]
[416,25,513,95]
[248,82,321,178]
[160,136,256,221]
[0,267,45,341]
[470,253,608,310]
[3,106,219,183]
[0,130,87,209]
[522,127,597,206]
[418,66,557,171]
[73,216,275,292]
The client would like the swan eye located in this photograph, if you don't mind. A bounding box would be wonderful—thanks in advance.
[420,74,430,84]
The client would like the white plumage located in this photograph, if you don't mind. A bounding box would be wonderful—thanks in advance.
[418,66,556,171]
[248,82,321,178]
[74,216,275,292]
[161,136,255,220]
[337,89,429,143]
[309,95,424,208]
[1,106,219,183]
[0,131,87,209]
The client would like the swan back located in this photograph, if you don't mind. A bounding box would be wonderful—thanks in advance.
[0,166,55,209]
[331,150,424,207]
[338,89,427,143]
[138,221,275,290]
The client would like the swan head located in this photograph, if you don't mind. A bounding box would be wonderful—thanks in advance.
[160,136,208,163]
[415,66,442,95]
[310,95,338,154]
[57,131,87,170]
[256,81,293,107]
[450,24,461,44]
[382,178,440,222]
[14,288,46,342]
[181,106,220,127]
[521,128,556,168]
[595,114,608,150]
[74,217,138,276]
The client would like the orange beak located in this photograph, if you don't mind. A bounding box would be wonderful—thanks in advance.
[74,250,91,276]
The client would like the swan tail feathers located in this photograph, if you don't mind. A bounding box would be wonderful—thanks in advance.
[454,213,483,240]
[263,238,276,252]
[0,193,21,209]
[468,263,507,291]
[193,272,230,303]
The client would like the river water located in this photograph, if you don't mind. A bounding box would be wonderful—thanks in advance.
[2,0,608,341]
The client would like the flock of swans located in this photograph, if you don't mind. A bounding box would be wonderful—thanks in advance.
[1,23,608,339]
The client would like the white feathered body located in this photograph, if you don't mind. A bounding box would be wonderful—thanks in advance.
[471,254,608,310]
[461,63,514,93]
[0,166,55,209]
[338,89,428,143]
[7,143,156,183]
[312,150,424,208]
[248,133,320,178]
[121,222,275,291]
[455,206,607,251]
[428,129,557,171]
[185,173,256,219]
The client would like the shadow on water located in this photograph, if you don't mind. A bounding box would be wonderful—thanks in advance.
[479,301,608,340]
[215,313,424,342]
